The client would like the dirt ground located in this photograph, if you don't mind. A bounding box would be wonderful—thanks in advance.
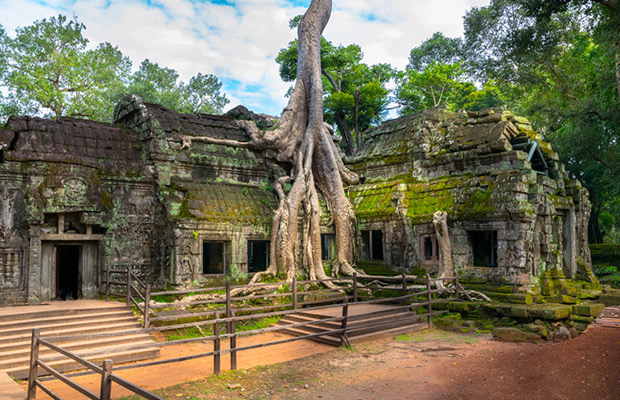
[29,325,620,400]
[135,326,620,400]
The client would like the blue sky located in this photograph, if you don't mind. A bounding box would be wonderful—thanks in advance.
[0,0,489,116]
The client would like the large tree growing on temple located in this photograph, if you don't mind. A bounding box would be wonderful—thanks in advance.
[276,23,392,156]
[184,0,359,283]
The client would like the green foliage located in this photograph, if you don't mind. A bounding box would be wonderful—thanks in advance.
[593,264,620,288]
[165,327,209,341]
[0,15,229,122]
[0,15,131,120]
[395,62,467,114]
[396,33,510,116]
[128,60,229,114]
[408,32,464,73]
[275,23,393,155]
[403,0,620,243]
[236,316,282,333]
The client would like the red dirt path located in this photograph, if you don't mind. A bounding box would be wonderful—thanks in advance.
[27,325,620,400]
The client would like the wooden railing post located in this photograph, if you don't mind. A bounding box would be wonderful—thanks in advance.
[426,272,432,329]
[230,311,237,371]
[225,281,231,334]
[455,276,460,300]
[292,276,297,310]
[105,267,110,302]
[126,265,132,306]
[340,300,351,348]
[99,359,113,400]
[213,314,221,375]
[144,284,151,329]
[27,328,40,400]
[352,273,358,302]
[401,272,407,306]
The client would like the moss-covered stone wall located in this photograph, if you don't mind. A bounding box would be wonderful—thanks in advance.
[347,109,592,286]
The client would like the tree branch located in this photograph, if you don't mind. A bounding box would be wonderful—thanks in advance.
[591,0,617,11]
[586,148,611,167]
[321,67,340,92]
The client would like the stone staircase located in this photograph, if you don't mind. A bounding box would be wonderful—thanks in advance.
[278,303,425,346]
[0,301,160,380]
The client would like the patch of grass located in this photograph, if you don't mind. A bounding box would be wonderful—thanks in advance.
[395,333,413,342]
[166,327,211,341]
[237,316,282,332]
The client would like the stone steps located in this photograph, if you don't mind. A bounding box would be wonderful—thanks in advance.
[0,301,160,380]
[278,303,425,346]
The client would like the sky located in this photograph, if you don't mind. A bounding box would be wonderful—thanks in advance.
[0,0,490,116]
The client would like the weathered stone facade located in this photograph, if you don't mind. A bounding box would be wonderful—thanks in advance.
[0,99,593,305]
[0,96,279,305]
[347,108,592,286]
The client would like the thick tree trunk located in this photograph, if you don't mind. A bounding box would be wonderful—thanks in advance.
[186,0,359,285]
[433,211,454,283]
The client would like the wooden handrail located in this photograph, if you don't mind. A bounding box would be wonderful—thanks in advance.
[27,329,164,400]
[29,271,461,397]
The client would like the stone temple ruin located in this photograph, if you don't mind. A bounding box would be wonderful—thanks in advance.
[0,96,595,306]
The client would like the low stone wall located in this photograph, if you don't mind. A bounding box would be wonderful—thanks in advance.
[590,243,620,267]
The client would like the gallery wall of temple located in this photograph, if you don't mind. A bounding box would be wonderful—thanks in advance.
[347,108,592,285]
[0,97,594,305]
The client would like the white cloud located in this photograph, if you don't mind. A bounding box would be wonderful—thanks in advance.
[0,0,489,115]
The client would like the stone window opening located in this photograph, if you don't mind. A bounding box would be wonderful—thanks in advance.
[248,240,269,273]
[511,138,549,176]
[203,241,228,275]
[469,230,498,267]
[420,234,439,265]
[361,230,384,261]
[321,234,335,261]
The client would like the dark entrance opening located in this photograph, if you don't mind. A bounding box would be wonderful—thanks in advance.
[361,230,384,261]
[248,241,269,273]
[203,241,226,274]
[321,234,335,261]
[470,231,498,267]
[55,245,80,300]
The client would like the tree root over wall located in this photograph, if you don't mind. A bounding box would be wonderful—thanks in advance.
[182,0,360,291]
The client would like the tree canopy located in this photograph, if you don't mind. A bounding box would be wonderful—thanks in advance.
[390,0,620,242]
[276,26,392,155]
[462,0,620,242]
[0,15,229,122]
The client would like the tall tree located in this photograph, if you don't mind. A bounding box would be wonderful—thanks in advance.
[276,28,392,155]
[180,72,229,115]
[395,61,469,114]
[128,59,182,110]
[519,0,620,99]
[184,0,359,283]
[407,32,463,73]
[463,0,620,242]
[0,15,229,122]
[127,60,230,115]
[396,31,511,116]
[0,15,131,120]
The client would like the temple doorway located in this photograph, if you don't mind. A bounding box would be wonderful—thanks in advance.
[55,245,80,300]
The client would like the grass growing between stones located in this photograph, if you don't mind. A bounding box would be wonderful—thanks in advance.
[163,316,283,341]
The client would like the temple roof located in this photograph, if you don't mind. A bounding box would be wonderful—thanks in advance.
[0,116,143,172]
